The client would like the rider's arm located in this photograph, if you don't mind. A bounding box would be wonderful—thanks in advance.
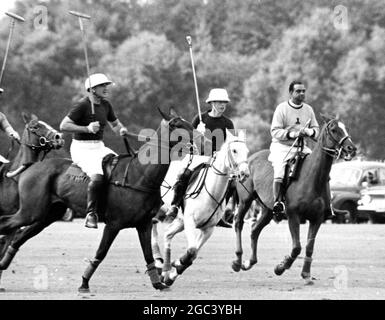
[109,119,128,136]
[308,108,320,139]
[0,112,18,138]
[271,104,292,140]
[60,116,90,133]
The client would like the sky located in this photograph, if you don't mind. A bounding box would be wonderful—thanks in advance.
[0,0,17,15]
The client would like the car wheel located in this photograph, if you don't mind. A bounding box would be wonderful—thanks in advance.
[62,208,74,222]
[340,202,357,224]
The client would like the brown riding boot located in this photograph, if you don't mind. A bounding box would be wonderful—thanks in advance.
[85,176,104,229]
[272,180,285,219]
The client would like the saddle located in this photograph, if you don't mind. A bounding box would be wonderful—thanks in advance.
[281,151,309,199]
[65,153,132,184]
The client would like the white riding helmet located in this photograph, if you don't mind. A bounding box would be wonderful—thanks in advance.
[205,88,230,103]
[84,73,114,91]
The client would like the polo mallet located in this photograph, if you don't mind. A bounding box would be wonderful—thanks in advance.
[186,36,202,122]
[0,12,25,94]
[68,10,95,115]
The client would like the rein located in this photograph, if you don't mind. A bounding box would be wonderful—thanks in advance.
[321,120,350,159]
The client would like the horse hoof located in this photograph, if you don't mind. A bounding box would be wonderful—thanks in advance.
[164,274,175,287]
[153,282,169,290]
[241,260,257,271]
[78,286,90,293]
[303,278,314,286]
[231,260,241,272]
[274,264,285,276]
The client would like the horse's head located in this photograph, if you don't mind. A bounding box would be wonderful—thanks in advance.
[222,129,250,182]
[320,114,357,161]
[22,113,65,152]
[158,107,202,155]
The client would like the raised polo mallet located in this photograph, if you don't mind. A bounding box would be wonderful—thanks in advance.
[186,36,202,122]
[68,10,95,115]
[0,12,25,94]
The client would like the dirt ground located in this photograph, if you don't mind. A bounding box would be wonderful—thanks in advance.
[0,219,385,300]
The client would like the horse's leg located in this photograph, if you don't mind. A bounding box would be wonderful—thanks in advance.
[0,232,16,291]
[0,204,66,291]
[274,214,301,276]
[136,221,168,290]
[151,222,163,274]
[161,217,184,285]
[301,218,322,285]
[78,224,120,293]
[169,224,215,284]
[243,207,273,271]
[232,196,253,272]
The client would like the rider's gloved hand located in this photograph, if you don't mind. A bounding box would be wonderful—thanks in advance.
[302,127,314,137]
[288,130,299,139]
[87,121,100,134]
[9,130,20,142]
[196,122,206,135]
[119,127,128,136]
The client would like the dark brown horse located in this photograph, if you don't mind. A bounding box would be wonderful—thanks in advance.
[0,113,64,288]
[232,115,356,284]
[0,108,199,292]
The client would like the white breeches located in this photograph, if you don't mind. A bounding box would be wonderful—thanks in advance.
[70,139,117,177]
[268,142,311,181]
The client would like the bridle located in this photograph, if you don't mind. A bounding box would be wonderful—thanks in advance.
[321,119,351,159]
[23,121,62,158]
[212,140,248,179]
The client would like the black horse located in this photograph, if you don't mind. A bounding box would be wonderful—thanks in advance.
[0,108,199,292]
[232,115,357,284]
[0,113,64,288]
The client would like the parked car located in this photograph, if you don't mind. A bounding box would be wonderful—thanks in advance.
[330,160,385,223]
[357,185,385,223]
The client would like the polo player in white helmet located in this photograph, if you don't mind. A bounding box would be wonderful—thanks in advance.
[164,88,235,224]
[60,73,129,228]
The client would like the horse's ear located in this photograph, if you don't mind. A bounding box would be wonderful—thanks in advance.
[31,113,38,121]
[238,129,246,142]
[157,107,171,121]
[320,113,333,123]
[226,128,235,141]
[169,107,179,118]
[22,112,30,124]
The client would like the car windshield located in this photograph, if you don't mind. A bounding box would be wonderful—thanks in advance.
[330,166,361,187]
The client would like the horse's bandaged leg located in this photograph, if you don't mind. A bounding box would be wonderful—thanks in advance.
[301,256,313,279]
[83,258,101,280]
[146,262,161,284]
[0,246,18,270]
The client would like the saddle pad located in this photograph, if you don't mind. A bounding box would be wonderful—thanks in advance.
[65,164,89,184]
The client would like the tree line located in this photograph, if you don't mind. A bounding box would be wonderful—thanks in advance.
[0,0,384,160]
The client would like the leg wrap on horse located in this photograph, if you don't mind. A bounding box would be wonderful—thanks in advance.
[146,262,161,284]
[283,255,296,269]
[174,248,195,275]
[301,256,313,279]
[83,258,101,280]
[0,246,18,270]
[163,247,172,271]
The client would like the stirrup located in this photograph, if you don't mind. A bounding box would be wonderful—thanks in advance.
[85,213,98,229]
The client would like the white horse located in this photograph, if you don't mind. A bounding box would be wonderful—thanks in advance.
[153,130,250,286]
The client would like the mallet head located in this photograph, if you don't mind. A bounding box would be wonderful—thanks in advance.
[186,36,192,46]
[5,12,25,22]
[69,10,91,20]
